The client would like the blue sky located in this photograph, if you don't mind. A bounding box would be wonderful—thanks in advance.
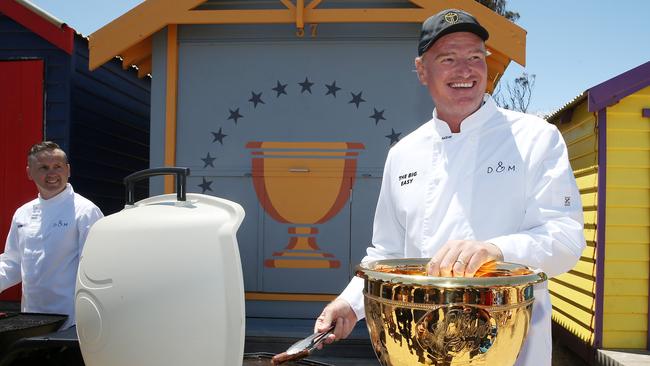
[28,0,650,115]
[501,0,650,114]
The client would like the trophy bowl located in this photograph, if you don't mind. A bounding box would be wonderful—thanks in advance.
[356,258,547,366]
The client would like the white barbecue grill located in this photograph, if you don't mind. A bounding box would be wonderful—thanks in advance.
[75,167,246,366]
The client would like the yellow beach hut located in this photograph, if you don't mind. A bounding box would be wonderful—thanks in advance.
[547,60,650,363]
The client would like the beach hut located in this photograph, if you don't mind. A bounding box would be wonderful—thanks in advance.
[547,60,650,362]
[88,0,526,335]
[0,0,151,301]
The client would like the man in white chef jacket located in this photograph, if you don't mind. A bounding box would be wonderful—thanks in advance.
[314,9,586,366]
[0,141,103,329]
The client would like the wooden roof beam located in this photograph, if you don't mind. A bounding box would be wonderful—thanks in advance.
[307,0,322,9]
[173,6,524,66]
[89,0,206,70]
[486,48,511,92]
[137,56,152,78]
[120,37,152,70]
[408,0,435,7]
[279,0,295,10]
[296,0,304,31]
[90,0,525,71]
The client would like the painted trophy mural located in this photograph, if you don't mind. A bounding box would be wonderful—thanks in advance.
[247,141,364,268]
[196,75,401,277]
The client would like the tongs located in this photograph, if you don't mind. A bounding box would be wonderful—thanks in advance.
[271,324,335,365]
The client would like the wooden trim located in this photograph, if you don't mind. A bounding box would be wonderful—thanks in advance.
[174,9,293,24]
[120,37,152,69]
[594,109,607,349]
[280,0,295,10]
[137,57,152,78]
[296,0,304,31]
[408,0,432,7]
[164,25,178,193]
[0,0,74,54]
[486,48,509,93]
[642,108,650,118]
[89,0,206,70]
[306,0,322,9]
[245,292,336,302]
[90,0,526,71]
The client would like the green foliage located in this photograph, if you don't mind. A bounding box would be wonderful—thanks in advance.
[475,0,520,22]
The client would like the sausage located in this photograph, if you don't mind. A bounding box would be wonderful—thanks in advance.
[271,349,310,365]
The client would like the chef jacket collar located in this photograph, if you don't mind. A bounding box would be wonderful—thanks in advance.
[38,183,73,206]
[432,94,497,136]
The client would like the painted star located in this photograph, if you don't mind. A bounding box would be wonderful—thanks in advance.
[198,177,213,193]
[299,77,314,94]
[325,81,341,97]
[369,108,386,125]
[272,81,288,97]
[228,108,243,124]
[385,128,401,145]
[201,152,216,168]
[349,91,366,108]
[249,91,265,108]
[212,128,227,144]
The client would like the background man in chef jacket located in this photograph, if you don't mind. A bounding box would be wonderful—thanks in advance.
[0,141,103,329]
[314,9,585,366]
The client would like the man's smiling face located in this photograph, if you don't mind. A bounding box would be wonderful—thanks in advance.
[416,31,488,127]
[27,149,70,200]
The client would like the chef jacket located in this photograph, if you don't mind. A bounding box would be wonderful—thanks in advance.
[339,95,586,365]
[0,184,103,329]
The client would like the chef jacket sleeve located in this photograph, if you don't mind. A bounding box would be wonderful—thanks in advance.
[0,214,24,292]
[488,125,586,278]
[339,149,405,320]
[77,205,104,257]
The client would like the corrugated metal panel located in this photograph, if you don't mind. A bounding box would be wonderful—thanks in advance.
[601,85,650,349]
[546,91,587,124]
[14,0,64,27]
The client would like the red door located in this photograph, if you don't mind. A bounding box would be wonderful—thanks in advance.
[0,60,44,301]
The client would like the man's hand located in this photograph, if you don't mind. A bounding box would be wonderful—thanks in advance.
[313,298,357,348]
[426,240,503,277]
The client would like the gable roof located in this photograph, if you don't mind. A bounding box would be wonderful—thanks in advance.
[547,60,650,123]
[89,0,527,87]
[587,60,650,112]
[0,0,74,54]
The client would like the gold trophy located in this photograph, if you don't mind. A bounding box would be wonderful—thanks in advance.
[357,259,547,365]
[246,141,364,269]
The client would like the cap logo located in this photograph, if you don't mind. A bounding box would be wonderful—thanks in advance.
[444,12,459,24]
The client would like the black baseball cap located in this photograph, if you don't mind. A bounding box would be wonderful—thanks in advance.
[418,9,489,56]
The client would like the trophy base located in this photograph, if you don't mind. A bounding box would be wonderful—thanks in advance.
[265,251,340,268]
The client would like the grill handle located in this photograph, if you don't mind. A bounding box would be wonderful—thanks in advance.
[124,167,191,205]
